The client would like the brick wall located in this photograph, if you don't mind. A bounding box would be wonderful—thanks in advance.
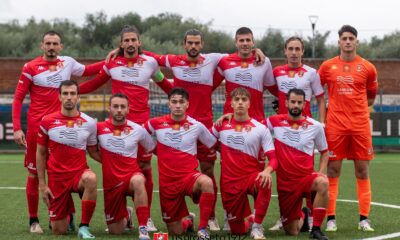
[1,57,399,94]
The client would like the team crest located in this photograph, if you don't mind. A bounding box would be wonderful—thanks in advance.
[245,125,252,132]
[172,124,180,130]
[331,65,337,70]
[241,61,248,68]
[235,125,243,132]
[298,70,304,77]
[76,119,83,127]
[343,65,351,72]
[49,65,57,72]
[123,127,130,135]
[301,122,308,130]
[357,64,363,72]
[183,123,190,131]
[288,71,295,78]
[66,120,74,128]
[137,59,143,66]
[57,62,64,69]
[127,61,134,67]
[113,129,121,136]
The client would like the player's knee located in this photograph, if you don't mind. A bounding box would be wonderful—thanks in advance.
[316,176,329,193]
[82,171,97,188]
[167,222,184,235]
[108,222,125,235]
[198,175,213,192]
[131,175,146,190]
[51,223,68,235]
[355,167,369,179]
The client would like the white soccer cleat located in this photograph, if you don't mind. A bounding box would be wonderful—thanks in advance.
[325,219,337,232]
[30,222,43,234]
[358,219,375,232]
[207,217,221,231]
[250,224,266,240]
[269,218,283,231]
[146,218,157,232]
[222,218,230,231]
[197,228,211,240]
[138,226,150,240]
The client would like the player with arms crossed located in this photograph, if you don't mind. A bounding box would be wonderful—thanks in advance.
[211,87,276,240]
[318,25,378,232]
[266,88,329,240]
[12,30,103,233]
[97,93,155,240]
[144,87,217,239]
[36,80,100,239]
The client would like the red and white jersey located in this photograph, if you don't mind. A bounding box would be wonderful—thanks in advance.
[80,55,161,124]
[212,118,275,184]
[12,56,102,131]
[144,115,217,183]
[97,119,155,190]
[37,111,97,180]
[147,52,224,128]
[266,114,327,191]
[273,64,324,117]
[217,53,276,122]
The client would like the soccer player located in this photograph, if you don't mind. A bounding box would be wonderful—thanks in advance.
[97,93,155,240]
[144,87,217,239]
[215,27,278,124]
[79,25,172,231]
[211,87,276,240]
[36,80,99,238]
[273,36,326,122]
[318,25,378,232]
[12,30,103,233]
[266,88,329,240]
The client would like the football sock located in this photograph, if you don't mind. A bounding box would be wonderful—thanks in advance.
[254,184,272,224]
[357,178,371,217]
[26,176,39,220]
[81,200,96,225]
[210,175,218,218]
[327,177,339,216]
[142,168,153,209]
[360,215,368,221]
[313,208,326,227]
[136,206,149,226]
[199,192,215,229]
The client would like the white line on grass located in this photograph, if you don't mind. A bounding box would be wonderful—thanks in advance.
[360,232,400,240]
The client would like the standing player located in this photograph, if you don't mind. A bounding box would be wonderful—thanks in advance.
[79,25,172,231]
[266,89,329,240]
[215,27,278,124]
[36,80,99,238]
[273,36,326,122]
[211,87,276,240]
[318,25,378,232]
[12,30,103,233]
[144,88,217,239]
[97,93,155,240]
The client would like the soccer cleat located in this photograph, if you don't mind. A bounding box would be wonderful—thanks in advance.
[78,226,95,239]
[126,207,134,230]
[250,224,266,240]
[207,217,221,231]
[146,217,157,232]
[187,212,196,233]
[325,219,337,232]
[30,222,43,234]
[68,213,76,232]
[310,228,329,240]
[358,219,375,232]
[138,226,150,240]
[197,228,211,240]
[301,207,311,232]
[269,218,283,231]
[222,217,230,231]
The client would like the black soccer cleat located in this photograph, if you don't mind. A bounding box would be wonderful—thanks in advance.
[300,207,311,232]
[310,228,329,240]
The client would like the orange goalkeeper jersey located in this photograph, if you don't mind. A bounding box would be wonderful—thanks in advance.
[318,55,378,135]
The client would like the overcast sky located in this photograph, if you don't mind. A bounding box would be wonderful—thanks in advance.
[1,0,399,43]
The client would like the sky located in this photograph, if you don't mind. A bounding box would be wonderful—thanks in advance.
[1,0,399,44]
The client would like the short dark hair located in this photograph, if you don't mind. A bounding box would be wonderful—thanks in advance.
[109,93,129,105]
[168,87,189,100]
[286,88,305,101]
[235,27,253,40]
[42,30,62,42]
[231,87,250,99]
[184,29,203,43]
[59,80,79,94]
[338,25,358,37]
[285,36,304,50]
[119,25,142,55]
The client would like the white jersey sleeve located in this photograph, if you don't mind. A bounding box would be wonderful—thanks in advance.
[198,123,217,148]
[263,58,275,87]
[314,125,328,152]
[310,71,324,97]
[138,127,156,152]
[67,56,86,77]
[261,126,275,153]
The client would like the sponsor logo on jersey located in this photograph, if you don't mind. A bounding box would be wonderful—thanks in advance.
[227,135,245,145]
[106,138,125,148]
[343,65,351,72]
[121,68,139,78]
[241,61,249,68]
[298,70,304,77]
[164,132,183,143]
[336,75,354,84]
[281,81,297,90]
[235,72,252,82]
[53,120,62,125]
[59,129,78,140]
[38,66,45,71]
[283,131,301,142]
[182,68,201,79]
[116,60,123,65]
[124,127,130,135]
[46,73,63,85]
[103,127,111,132]
[66,120,74,128]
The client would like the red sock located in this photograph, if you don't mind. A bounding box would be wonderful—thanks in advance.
[136,206,149,226]
[254,184,272,224]
[198,192,215,229]
[181,218,193,232]
[81,200,96,225]
[210,175,217,218]
[142,168,153,209]
[313,208,326,227]
[26,176,39,219]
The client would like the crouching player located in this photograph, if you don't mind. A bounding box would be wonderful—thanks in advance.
[212,87,276,240]
[97,93,155,240]
[144,87,217,239]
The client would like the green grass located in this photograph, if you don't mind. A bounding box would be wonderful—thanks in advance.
[0,153,399,239]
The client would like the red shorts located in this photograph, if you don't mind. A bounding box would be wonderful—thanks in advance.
[24,131,38,174]
[159,171,202,223]
[221,173,260,221]
[103,173,143,224]
[48,169,90,221]
[277,173,320,226]
[197,141,216,162]
[326,134,374,161]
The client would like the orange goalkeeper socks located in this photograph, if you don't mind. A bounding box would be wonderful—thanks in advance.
[357,178,371,217]
[327,177,339,217]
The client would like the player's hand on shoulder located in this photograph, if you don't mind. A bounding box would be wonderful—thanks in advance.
[105,48,119,63]
[14,130,27,148]
[253,48,266,66]
[215,113,233,127]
